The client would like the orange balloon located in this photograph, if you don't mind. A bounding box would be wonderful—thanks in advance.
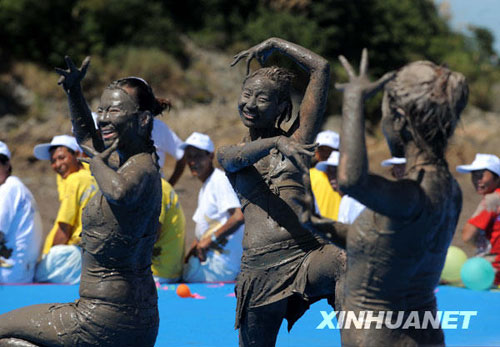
[176,284,193,298]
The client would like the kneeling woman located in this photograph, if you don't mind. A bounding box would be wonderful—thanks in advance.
[0,58,164,346]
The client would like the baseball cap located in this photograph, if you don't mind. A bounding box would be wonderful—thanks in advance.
[0,141,11,159]
[316,151,339,172]
[315,130,339,149]
[180,132,214,153]
[381,157,406,167]
[33,135,82,160]
[456,153,500,176]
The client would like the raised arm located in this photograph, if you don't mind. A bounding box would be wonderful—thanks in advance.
[231,37,330,144]
[56,56,104,153]
[217,136,316,173]
[336,50,421,218]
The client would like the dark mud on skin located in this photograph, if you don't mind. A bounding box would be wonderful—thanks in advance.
[217,38,346,346]
[0,59,162,347]
[315,57,469,346]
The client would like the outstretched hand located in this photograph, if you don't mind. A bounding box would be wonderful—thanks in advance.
[276,136,316,173]
[231,38,277,75]
[335,49,395,100]
[55,56,91,92]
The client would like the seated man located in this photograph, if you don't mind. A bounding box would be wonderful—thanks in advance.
[457,153,500,285]
[316,151,365,224]
[182,132,244,282]
[0,141,43,283]
[33,135,97,284]
[310,130,342,220]
[152,178,186,283]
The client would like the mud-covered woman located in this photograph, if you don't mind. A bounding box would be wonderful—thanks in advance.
[0,57,164,346]
[217,37,346,346]
[306,51,468,346]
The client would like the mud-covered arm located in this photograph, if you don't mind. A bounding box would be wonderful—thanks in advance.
[217,136,316,173]
[231,37,330,144]
[336,50,421,219]
[56,56,104,153]
[83,142,154,205]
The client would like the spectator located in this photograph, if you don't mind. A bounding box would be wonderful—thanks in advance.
[457,153,500,285]
[310,130,342,220]
[33,135,97,284]
[152,178,186,283]
[182,132,244,282]
[0,141,43,283]
[381,157,407,180]
[152,118,186,185]
[316,151,365,224]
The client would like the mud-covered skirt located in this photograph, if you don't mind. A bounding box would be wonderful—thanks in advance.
[235,236,345,330]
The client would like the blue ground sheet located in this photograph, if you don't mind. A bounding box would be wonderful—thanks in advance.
[0,283,498,346]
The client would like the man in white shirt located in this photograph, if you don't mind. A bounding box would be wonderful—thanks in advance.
[182,132,244,282]
[0,141,43,283]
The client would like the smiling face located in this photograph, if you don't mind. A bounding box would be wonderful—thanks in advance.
[238,76,282,129]
[184,146,214,183]
[50,146,80,179]
[97,88,140,147]
[471,169,500,195]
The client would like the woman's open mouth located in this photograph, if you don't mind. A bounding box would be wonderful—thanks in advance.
[101,127,117,140]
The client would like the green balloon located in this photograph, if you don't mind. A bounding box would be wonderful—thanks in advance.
[441,246,467,283]
[461,257,495,291]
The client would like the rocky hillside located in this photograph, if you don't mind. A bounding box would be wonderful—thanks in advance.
[1,40,499,256]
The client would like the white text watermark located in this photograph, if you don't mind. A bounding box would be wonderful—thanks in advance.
[316,311,477,330]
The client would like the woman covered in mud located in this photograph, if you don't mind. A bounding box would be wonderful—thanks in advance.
[0,57,163,346]
[217,37,346,346]
[307,51,468,346]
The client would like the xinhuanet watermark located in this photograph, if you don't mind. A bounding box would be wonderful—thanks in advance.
[316,310,477,330]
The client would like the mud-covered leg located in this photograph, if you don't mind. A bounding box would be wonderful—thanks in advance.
[305,244,346,311]
[239,299,288,347]
[0,303,76,346]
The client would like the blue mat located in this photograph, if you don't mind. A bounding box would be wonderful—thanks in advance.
[0,284,499,346]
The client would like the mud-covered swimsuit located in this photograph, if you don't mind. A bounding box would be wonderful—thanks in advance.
[0,155,161,347]
[341,170,462,347]
[229,148,345,329]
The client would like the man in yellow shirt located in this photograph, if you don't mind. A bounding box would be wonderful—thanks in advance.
[151,178,186,283]
[310,130,342,220]
[33,135,97,284]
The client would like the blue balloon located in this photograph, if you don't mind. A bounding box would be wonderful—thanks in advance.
[460,257,495,291]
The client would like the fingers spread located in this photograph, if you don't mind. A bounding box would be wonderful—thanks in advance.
[339,55,356,78]
[80,56,91,75]
[359,48,368,76]
[65,56,76,70]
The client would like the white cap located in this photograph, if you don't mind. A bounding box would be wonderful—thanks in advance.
[315,130,339,149]
[456,153,500,176]
[180,132,214,153]
[316,151,339,172]
[33,135,82,160]
[381,157,407,167]
[0,141,11,159]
